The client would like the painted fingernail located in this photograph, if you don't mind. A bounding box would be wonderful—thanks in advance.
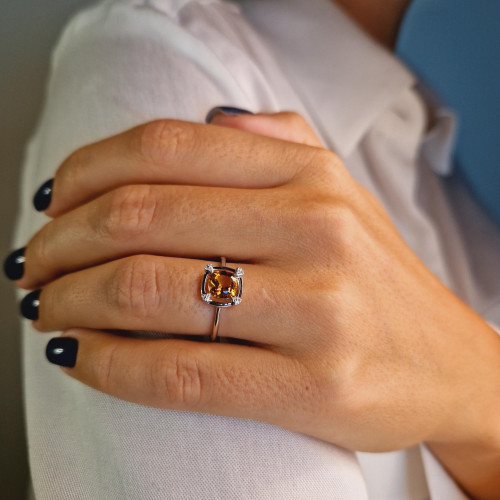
[46,337,78,367]
[20,289,41,320]
[205,106,253,123]
[33,179,53,212]
[3,247,26,280]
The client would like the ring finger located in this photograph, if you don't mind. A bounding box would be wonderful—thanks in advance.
[26,255,295,346]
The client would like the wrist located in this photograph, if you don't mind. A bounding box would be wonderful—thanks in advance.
[426,435,500,500]
[425,317,500,499]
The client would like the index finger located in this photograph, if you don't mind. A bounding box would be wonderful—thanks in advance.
[43,119,323,217]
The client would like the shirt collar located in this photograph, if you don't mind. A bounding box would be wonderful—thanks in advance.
[236,0,415,157]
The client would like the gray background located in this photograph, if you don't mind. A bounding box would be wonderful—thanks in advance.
[1,1,93,498]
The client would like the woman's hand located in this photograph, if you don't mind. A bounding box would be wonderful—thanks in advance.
[12,110,500,498]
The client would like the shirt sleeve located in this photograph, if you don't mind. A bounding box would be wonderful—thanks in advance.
[16,1,369,499]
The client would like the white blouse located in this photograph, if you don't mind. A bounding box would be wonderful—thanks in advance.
[16,0,500,498]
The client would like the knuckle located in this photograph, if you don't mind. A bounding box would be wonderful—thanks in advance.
[295,148,329,182]
[324,203,359,243]
[312,148,344,177]
[112,256,163,319]
[100,185,158,241]
[326,205,360,258]
[298,197,359,259]
[138,119,194,165]
[161,349,205,408]
[302,148,348,189]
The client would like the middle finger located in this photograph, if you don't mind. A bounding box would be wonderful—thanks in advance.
[19,184,296,290]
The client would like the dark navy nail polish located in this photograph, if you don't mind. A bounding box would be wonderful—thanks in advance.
[205,106,253,123]
[3,247,26,280]
[20,289,41,320]
[46,337,78,368]
[33,179,53,212]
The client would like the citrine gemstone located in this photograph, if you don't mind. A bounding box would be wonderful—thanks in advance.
[204,269,240,304]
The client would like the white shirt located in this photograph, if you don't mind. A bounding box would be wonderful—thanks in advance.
[16,0,500,498]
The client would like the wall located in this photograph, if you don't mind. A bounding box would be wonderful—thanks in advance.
[0,2,93,498]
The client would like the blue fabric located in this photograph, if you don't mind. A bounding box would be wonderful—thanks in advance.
[396,0,500,225]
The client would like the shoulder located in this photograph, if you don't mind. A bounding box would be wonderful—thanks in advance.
[44,0,282,132]
[36,0,274,171]
[51,0,248,84]
[19,0,287,232]
[52,0,263,79]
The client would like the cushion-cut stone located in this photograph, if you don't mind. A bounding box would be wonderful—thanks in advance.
[204,269,240,304]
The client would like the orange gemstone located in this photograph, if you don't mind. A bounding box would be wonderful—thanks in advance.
[205,269,239,304]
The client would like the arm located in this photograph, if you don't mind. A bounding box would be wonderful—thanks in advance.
[11,0,500,496]
[13,2,368,499]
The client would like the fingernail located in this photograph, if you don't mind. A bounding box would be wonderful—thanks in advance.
[205,106,253,123]
[33,179,53,212]
[3,247,26,280]
[20,289,41,320]
[46,337,78,367]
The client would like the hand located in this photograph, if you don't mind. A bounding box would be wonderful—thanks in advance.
[13,110,500,497]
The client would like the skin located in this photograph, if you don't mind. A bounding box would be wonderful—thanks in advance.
[10,1,500,498]
[15,112,500,499]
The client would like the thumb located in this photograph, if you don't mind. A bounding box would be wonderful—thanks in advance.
[206,107,324,148]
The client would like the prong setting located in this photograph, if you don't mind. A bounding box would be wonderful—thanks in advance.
[201,264,243,307]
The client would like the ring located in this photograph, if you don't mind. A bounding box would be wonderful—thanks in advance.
[201,256,244,341]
